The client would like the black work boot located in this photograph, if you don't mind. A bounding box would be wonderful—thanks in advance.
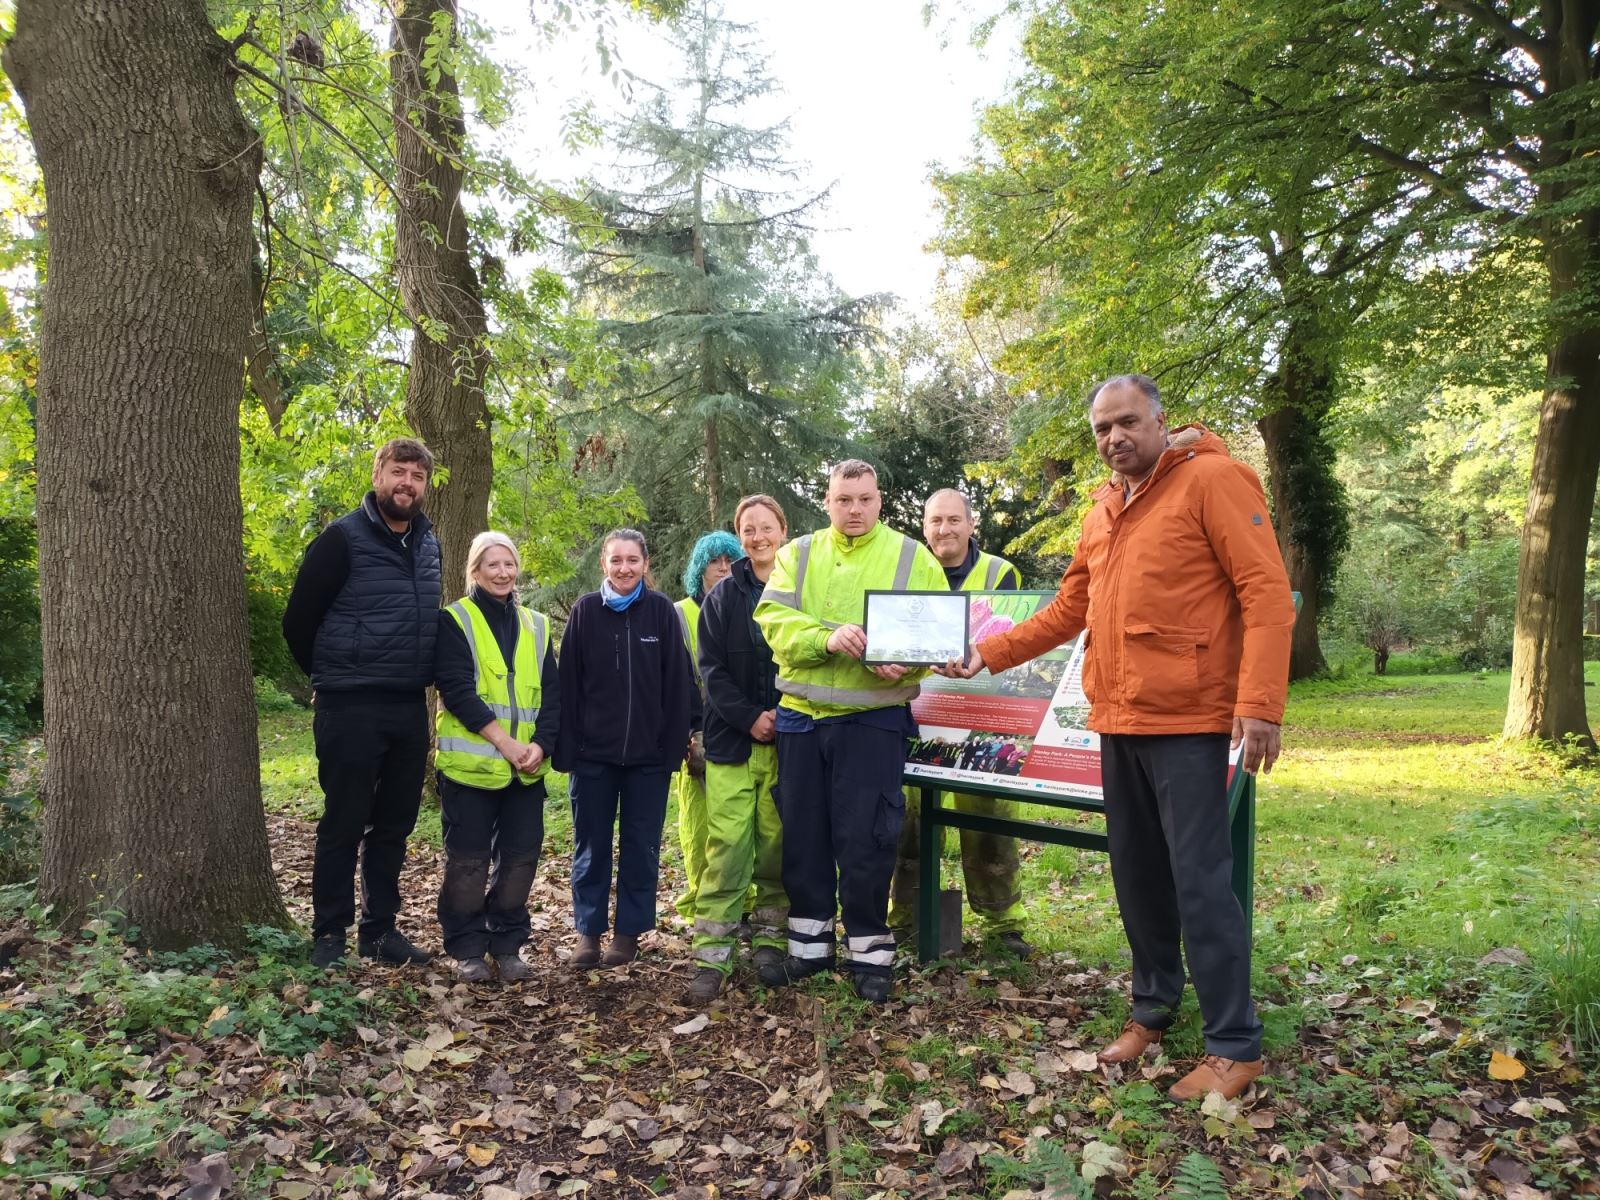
[358,930,434,965]
[757,954,835,988]
[750,945,784,974]
[852,972,893,1004]
[309,934,346,971]
[454,956,493,983]
[997,931,1035,959]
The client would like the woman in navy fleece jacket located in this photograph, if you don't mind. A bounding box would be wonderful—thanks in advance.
[555,528,700,967]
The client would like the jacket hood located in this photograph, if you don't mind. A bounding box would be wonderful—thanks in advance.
[1100,423,1226,495]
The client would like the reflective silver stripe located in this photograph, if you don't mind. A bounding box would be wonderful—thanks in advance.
[891,534,917,591]
[776,677,921,706]
[792,535,814,604]
[845,934,895,966]
[488,702,540,724]
[790,939,834,959]
[694,943,734,963]
[521,608,549,662]
[437,736,502,758]
[984,556,1005,589]
[761,588,800,609]
[844,945,894,966]
[693,918,739,938]
[449,601,480,682]
[789,916,830,936]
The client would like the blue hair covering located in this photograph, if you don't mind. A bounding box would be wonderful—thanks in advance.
[683,530,746,601]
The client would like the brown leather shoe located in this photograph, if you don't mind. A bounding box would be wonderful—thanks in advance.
[1097,1019,1164,1064]
[1168,1055,1263,1101]
[570,934,602,969]
[601,933,639,967]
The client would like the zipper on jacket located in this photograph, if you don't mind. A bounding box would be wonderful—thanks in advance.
[622,611,634,760]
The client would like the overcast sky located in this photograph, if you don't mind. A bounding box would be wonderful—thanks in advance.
[469,0,1021,311]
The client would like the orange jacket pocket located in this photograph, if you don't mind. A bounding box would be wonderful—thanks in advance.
[1121,625,1207,716]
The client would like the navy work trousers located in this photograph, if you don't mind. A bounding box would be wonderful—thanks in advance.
[436,774,546,959]
[776,722,907,979]
[568,760,672,937]
[1100,732,1262,1061]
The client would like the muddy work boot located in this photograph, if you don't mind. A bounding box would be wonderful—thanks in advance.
[494,953,531,983]
[454,956,492,983]
[685,967,725,1004]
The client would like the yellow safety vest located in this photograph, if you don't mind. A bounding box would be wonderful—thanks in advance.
[436,597,549,788]
[755,521,949,719]
[962,551,1021,591]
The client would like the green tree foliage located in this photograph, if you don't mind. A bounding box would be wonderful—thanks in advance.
[1328,383,1581,672]
[565,0,877,586]
[221,2,635,639]
[863,320,1063,585]
[936,1,1470,677]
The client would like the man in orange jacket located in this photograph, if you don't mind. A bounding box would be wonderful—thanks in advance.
[946,374,1294,1101]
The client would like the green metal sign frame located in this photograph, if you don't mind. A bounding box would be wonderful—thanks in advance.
[907,765,1256,963]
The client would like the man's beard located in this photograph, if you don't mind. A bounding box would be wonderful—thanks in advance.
[376,489,422,523]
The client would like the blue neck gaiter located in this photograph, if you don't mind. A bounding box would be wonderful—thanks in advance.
[601,579,644,612]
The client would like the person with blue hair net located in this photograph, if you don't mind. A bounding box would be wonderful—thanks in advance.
[672,530,746,926]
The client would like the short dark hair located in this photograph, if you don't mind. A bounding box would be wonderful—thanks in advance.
[602,527,649,559]
[1086,374,1163,416]
[374,436,435,477]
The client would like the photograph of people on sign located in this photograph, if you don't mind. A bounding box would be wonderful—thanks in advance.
[908,590,1103,800]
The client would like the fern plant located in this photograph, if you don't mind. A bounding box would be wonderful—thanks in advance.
[1170,1151,1228,1200]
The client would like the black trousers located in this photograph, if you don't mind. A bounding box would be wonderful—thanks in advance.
[437,774,546,959]
[776,722,906,979]
[1100,732,1262,1060]
[310,699,429,941]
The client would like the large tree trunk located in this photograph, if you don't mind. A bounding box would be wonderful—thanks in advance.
[391,0,491,594]
[1503,323,1600,745]
[5,0,287,946]
[1257,358,1346,681]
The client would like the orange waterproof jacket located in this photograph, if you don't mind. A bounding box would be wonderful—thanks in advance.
[979,425,1294,735]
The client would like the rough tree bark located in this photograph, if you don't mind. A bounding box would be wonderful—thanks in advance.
[391,0,492,593]
[1502,0,1600,745]
[1503,320,1600,744]
[4,0,288,945]
[1257,347,1345,682]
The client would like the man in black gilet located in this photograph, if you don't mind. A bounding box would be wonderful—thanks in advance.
[283,438,442,969]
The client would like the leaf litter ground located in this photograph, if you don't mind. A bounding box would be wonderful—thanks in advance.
[4,803,1598,1199]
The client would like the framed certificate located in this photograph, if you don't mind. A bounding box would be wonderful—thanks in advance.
[863,590,970,666]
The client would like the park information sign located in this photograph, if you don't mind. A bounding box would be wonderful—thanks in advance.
[906,591,1107,800]
[908,590,1242,801]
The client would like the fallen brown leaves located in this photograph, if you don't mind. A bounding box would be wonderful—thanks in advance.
[2,810,1597,1198]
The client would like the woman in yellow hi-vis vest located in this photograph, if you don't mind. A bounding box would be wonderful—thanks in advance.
[433,532,559,983]
[671,531,744,925]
